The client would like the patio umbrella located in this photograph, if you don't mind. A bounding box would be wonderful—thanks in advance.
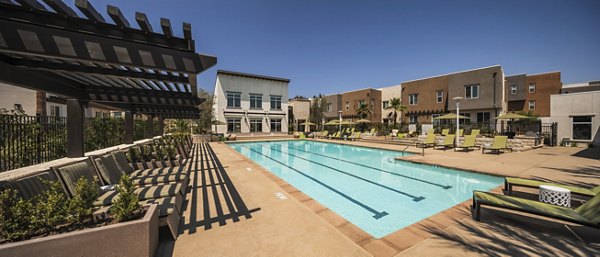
[300,121,316,125]
[323,120,340,126]
[340,120,356,125]
[355,119,372,123]
[433,113,469,120]
[496,113,529,120]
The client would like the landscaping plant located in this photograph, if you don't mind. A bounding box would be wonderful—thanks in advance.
[111,175,142,222]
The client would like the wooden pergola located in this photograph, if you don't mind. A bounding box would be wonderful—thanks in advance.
[0,0,217,157]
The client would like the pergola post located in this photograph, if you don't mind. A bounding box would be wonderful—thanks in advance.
[66,99,85,157]
[124,111,134,144]
[157,116,164,136]
[145,115,155,138]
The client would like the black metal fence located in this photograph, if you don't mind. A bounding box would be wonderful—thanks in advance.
[0,114,67,172]
[435,121,558,146]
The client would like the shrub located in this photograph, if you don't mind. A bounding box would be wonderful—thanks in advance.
[166,146,177,160]
[32,180,70,234]
[0,189,35,241]
[111,175,141,222]
[139,145,153,162]
[68,177,100,224]
[128,147,139,163]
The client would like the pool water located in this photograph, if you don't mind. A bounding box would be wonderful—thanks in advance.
[229,140,503,238]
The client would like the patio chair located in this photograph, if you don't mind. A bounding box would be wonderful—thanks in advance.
[333,131,342,140]
[470,129,480,137]
[0,170,67,201]
[504,177,600,197]
[351,132,361,141]
[434,135,455,150]
[397,133,407,139]
[328,131,339,139]
[482,136,512,154]
[320,130,329,139]
[457,129,464,137]
[417,133,436,148]
[471,190,600,229]
[95,154,188,194]
[454,135,480,152]
[441,128,450,136]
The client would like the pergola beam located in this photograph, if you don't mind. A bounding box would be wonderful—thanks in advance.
[75,0,106,23]
[107,5,131,28]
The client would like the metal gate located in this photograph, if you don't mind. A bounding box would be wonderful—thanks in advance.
[540,122,558,146]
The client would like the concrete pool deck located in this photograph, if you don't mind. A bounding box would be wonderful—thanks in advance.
[162,139,600,257]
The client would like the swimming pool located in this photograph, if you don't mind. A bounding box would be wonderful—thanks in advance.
[229,140,503,238]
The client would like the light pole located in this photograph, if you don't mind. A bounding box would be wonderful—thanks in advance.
[453,96,463,146]
[338,110,342,132]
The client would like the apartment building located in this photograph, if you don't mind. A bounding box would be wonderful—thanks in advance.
[379,84,403,123]
[505,72,562,117]
[550,84,600,144]
[212,70,290,134]
[323,94,342,121]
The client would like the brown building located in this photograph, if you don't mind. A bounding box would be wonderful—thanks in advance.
[323,94,342,120]
[340,88,382,122]
[505,72,561,117]
[401,65,505,124]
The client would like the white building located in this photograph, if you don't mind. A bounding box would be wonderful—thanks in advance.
[550,84,600,145]
[378,84,402,123]
[212,70,290,134]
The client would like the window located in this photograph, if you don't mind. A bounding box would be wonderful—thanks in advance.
[327,103,333,112]
[436,91,443,103]
[345,102,349,110]
[511,85,518,95]
[358,100,365,108]
[371,100,374,109]
[465,84,479,99]
[408,94,418,105]
[529,83,536,93]
[409,115,418,124]
[528,100,536,110]
[95,111,101,117]
[227,118,241,133]
[476,112,490,123]
[13,104,23,112]
[250,94,262,108]
[250,118,262,132]
[270,95,282,110]
[50,105,60,117]
[572,116,592,140]
[112,111,122,117]
[270,119,282,132]
[226,92,241,108]
[382,101,389,109]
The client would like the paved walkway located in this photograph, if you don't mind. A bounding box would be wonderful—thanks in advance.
[159,139,600,257]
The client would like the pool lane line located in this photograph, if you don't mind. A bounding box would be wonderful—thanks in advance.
[240,145,389,219]
[258,144,425,202]
[281,144,452,189]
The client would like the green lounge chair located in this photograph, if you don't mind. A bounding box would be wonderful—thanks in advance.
[482,136,511,154]
[471,191,600,229]
[333,131,342,139]
[457,129,464,137]
[504,177,600,197]
[434,135,455,150]
[441,129,450,136]
[454,135,480,152]
[417,133,436,148]
[299,133,306,139]
[470,129,480,136]
[327,131,338,139]
[397,133,407,139]
[320,131,329,139]
[351,132,361,141]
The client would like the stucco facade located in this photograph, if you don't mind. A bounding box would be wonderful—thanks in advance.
[550,91,600,145]
[323,94,342,120]
[212,70,289,134]
[0,82,37,115]
[379,84,403,123]
[401,75,449,124]
[289,98,311,132]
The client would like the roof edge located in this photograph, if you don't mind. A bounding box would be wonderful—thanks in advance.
[401,65,502,84]
[217,70,290,83]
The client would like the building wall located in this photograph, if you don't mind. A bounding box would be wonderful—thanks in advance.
[505,74,527,102]
[213,72,289,134]
[289,99,310,131]
[0,82,37,115]
[447,66,505,118]
[379,84,402,123]
[401,75,448,123]
[340,88,382,122]
[323,94,342,120]
[524,72,562,117]
[550,91,600,144]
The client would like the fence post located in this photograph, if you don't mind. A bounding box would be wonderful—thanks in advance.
[124,111,134,144]
[145,115,154,138]
[67,99,85,157]
[36,114,41,163]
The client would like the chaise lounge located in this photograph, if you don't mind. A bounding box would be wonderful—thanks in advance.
[482,136,512,154]
[504,177,600,197]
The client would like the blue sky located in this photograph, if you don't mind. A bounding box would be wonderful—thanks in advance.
[69,0,599,97]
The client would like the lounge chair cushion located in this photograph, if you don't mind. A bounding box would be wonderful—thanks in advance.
[129,166,185,178]
[55,160,102,197]
[131,174,187,185]
[140,197,177,217]
[112,151,135,174]
[506,177,600,197]
[474,191,594,226]
[94,154,126,185]
[575,193,600,226]
[94,183,182,206]
[2,171,63,200]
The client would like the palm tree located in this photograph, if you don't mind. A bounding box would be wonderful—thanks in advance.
[356,104,372,119]
[385,98,407,125]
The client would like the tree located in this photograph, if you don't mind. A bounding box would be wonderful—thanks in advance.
[385,98,407,125]
[309,95,327,129]
[356,104,372,119]
[196,88,214,133]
